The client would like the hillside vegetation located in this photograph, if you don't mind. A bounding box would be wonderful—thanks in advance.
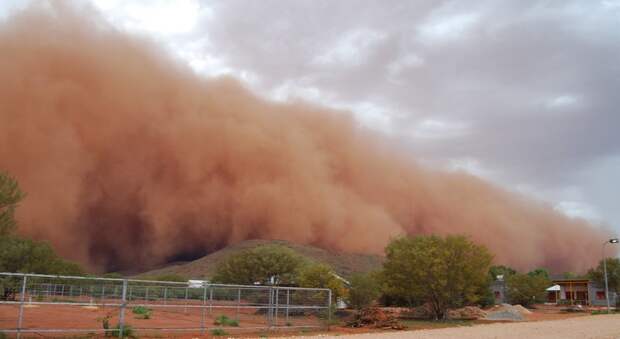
[136,239,383,280]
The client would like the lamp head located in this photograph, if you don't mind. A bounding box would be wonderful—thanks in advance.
[609,238,619,244]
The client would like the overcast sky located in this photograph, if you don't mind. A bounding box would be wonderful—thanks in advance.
[2,0,620,232]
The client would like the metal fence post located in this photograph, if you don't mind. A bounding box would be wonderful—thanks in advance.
[209,287,213,314]
[16,274,28,339]
[101,285,106,308]
[184,287,189,313]
[236,288,241,321]
[286,289,290,324]
[118,279,128,339]
[274,288,279,327]
[268,287,274,328]
[163,287,167,305]
[327,289,332,330]
[201,284,207,335]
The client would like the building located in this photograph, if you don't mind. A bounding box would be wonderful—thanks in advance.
[490,275,507,304]
[546,278,615,306]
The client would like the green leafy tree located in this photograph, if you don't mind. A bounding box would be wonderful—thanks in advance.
[0,172,25,236]
[382,235,493,319]
[297,263,346,302]
[489,265,516,280]
[0,170,82,275]
[528,268,550,280]
[347,272,380,310]
[212,245,305,285]
[0,237,82,275]
[588,258,620,291]
[505,273,550,306]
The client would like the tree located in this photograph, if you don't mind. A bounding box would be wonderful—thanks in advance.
[505,273,550,306]
[212,245,305,285]
[347,272,380,310]
[588,258,620,291]
[489,265,516,280]
[297,263,346,302]
[528,268,550,280]
[0,171,25,236]
[0,170,82,275]
[0,236,83,275]
[382,235,493,319]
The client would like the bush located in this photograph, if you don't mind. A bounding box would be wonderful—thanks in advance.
[113,324,136,338]
[297,263,346,302]
[132,306,152,319]
[506,273,550,306]
[214,315,239,327]
[212,245,305,285]
[382,235,492,319]
[347,272,380,310]
[211,328,228,336]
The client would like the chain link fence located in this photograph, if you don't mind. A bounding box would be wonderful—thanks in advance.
[0,272,331,337]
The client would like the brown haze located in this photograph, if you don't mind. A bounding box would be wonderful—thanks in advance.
[0,3,612,272]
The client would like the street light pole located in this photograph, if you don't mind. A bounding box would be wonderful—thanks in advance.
[603,238,619,313]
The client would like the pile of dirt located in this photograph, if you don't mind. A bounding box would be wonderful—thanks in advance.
[513,304,532,314]
[447,306,488,320]
[484,304,531,321]
[347,307,405,329]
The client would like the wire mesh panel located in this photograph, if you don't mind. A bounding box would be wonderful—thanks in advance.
[0,272,331,337]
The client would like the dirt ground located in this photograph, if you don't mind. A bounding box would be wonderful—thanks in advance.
[0,303,613,338]
[288,314,620,339]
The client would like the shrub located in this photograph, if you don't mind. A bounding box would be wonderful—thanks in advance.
[214,314,239,327]
[113,324,136,338]
[210,328,228,336]
[132,306,152,319]
[347,272,380,310]
[506,273,550,306]
[382,235,492,319]
[212,245,304,285]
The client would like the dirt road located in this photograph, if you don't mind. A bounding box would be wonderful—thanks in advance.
[295,314,620,339]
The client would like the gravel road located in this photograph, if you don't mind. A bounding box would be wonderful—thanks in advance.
[291,314,620,339]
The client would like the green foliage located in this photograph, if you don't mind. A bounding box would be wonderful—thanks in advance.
[382,235,493,319]
[214,315,239,327]
[212,244,305,285]
[505,273,550,306]
[297,263,346,301]
[0,331,6,339]
[0,171,25,236]
[346,272,380,310]
[102,272,124,279]
[488,265,516,280]
[0,236,83,274]
[0,171,83,275]
[528,268,550,280]
[113,324,136,338]
[476,283,495,307]
[132,306,152,319]
[210,328,228,336]
[588,258,620,291]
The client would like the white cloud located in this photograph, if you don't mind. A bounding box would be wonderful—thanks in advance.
[418,12,480,43]
[554,201,600,220]
[313,29,386,67]
[547,95,579,109]
[411,119,470,139]
[92,0,207,35]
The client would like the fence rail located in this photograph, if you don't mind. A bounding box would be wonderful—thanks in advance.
[0,272,332,338]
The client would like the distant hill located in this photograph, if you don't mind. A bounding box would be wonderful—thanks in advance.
[136,239,383,280]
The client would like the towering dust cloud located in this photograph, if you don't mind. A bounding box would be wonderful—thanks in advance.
[0,4,611,272]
